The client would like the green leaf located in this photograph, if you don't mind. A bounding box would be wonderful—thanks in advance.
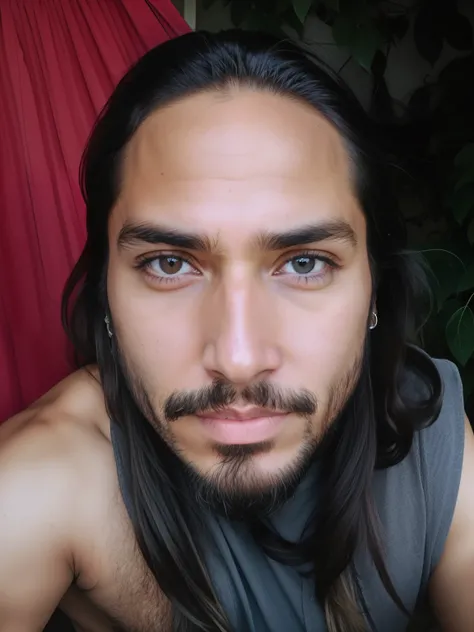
[332,11,357,48]
[281,6,305,37]
[324,0,340,9]
[424,249,465,309]
[439,298,464,324]
[424,297,462,356]
[292,0,312,23]
[454,170,474,192]
[352,22,384,72]
[446,304,474,366]
[451,184,474,224]
[458,262,474,293]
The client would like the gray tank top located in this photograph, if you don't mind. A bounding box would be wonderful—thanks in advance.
[110,358,465,631]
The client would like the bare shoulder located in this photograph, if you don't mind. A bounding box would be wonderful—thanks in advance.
[0,366,113,490]
[0,368,117,630]
[429,416,474,631]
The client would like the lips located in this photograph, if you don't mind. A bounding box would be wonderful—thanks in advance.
[197,407,284,421]
[196,408,287,445]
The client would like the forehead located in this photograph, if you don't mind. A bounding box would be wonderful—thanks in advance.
[113,89,364,239]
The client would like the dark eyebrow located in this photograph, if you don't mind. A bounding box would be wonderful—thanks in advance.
[117,223,215,252]
[255,220,357,250]
[117,219,357,254]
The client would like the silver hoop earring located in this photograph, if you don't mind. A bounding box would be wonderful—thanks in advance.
[104,314,113,338]
[369,311,378,330]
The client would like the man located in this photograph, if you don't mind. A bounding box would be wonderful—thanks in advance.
[0,29,473,632]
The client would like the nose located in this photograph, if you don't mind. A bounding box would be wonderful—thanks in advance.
[202,278,282,385]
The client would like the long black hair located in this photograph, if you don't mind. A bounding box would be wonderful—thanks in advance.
[62,29,443,632]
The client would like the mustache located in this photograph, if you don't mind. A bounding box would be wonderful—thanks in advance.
[164,380,317,422]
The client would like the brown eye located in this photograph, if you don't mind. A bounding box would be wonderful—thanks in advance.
[136,252,200,286]
[153,256,185,276]
[147,255,195,278]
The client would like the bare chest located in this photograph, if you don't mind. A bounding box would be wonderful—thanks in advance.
[60,488,173,632]
[59,578,172,632]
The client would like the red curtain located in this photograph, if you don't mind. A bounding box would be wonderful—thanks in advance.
[0,0,189,422]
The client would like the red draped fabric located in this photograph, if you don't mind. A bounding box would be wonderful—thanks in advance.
[0,0,189,422]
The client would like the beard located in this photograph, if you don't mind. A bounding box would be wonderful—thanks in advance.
[116,345,364,520]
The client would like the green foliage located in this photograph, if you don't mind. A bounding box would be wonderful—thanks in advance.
[202,0,474,407]
[292,0,312,24]
[446,305,474,366]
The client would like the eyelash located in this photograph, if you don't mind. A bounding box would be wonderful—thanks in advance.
[135,250,340,286]
[274,250,339,285]
[135,253,198,285]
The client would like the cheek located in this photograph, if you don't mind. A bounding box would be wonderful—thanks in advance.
[107,271,202,388]
[281,271,371,392]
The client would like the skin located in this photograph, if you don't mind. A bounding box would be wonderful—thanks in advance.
[430,414,474,629]
[0,89,472,632]
[107,89,372,495]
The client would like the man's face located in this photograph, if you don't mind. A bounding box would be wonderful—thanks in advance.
[107,88,372,506]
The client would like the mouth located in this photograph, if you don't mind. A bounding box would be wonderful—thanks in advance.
[196,408,288,444]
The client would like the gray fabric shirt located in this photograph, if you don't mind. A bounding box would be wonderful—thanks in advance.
[110,358,465,631]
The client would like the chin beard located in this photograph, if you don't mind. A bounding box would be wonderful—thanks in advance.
[181,440,317,521]
[115,339,364,521]
[178,415,348,521]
